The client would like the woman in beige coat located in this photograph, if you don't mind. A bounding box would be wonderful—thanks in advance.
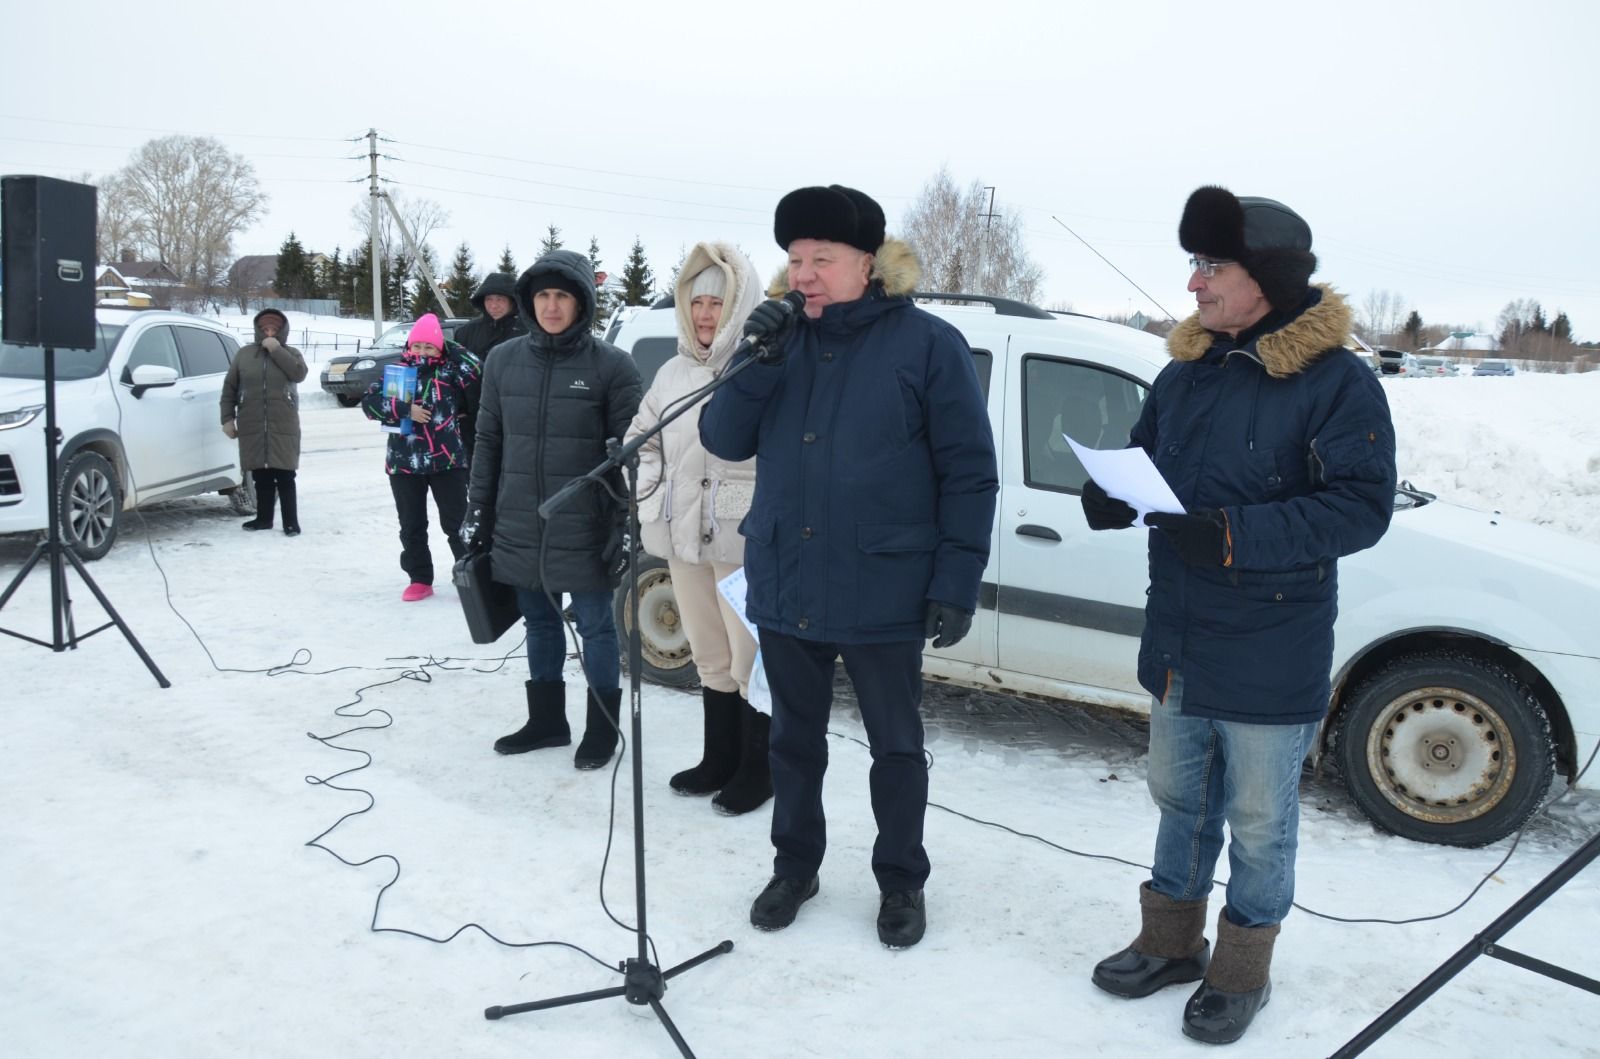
[221,307,308,534]
[627,242,768,814]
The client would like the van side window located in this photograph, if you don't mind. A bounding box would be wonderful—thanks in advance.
[628,337,677,389]
[969,349,992,400]
[1022,356,1148,492]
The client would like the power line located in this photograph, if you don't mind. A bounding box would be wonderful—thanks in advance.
[385,156,768,214]
[381,177,769,230]
[387,138,788,195]
[0,112,358,143]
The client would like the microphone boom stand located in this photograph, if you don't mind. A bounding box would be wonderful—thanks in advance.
[483,337,777,1056]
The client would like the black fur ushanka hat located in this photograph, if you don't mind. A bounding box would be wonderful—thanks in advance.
[1179,186,1318,311]
[773,185,886,253]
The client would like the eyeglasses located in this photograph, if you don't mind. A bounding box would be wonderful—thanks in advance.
[1188,255,1236,279]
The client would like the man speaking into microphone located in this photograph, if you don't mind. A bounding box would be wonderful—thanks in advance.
[700,184,997,948]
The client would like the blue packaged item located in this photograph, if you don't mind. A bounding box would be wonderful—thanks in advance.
[382,363,418,435]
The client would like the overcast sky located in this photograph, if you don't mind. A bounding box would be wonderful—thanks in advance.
[2,0,1594,338]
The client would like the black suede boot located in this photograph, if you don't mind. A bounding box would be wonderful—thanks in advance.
[1182,911,1278,1045]
[712,700,773,815]
[241,471,275,530]
[278,472,300,536]
[1092,882,1211,999]
[494,680,570,755]
[669,687,741,795]
[573,688,622,769]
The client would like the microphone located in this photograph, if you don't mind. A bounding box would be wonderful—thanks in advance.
[737,289,808,361]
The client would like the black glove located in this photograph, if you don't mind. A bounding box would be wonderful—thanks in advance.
[459,504,493,553]
[1145,509,1229,567]
[602,530,630,579]
[1080,478,1137,530]
[923,601,973,649]
[743,298,799,364]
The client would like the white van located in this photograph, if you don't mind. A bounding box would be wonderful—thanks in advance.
[611,294,1600,848]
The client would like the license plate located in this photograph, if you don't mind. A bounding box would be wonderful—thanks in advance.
[329,363,349,375]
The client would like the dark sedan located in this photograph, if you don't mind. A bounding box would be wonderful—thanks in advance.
[320,319,469,406]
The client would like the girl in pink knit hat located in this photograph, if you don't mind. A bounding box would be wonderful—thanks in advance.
[361,314,483,601]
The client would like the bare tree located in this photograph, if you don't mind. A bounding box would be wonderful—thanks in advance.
[901,166,1044,303]
[94,173,140,264]
[114,135,267,303]
[1357,289,1406,343]
[348,189,449,264]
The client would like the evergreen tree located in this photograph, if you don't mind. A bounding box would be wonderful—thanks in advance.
[444,242,478,318]
[348,239,374,316]
[540,224,564,255]
[587,236,603,273]
[387,249,414,318]
[322,247,345,310]
[496,244,517,276]
[1530,304,1548,334]
[588,236,612,333]
[274,232,312,300]
[409,244,445,318]
[1401,310,1424,351]
[1552,311,1573,344]
[620,237,654,306]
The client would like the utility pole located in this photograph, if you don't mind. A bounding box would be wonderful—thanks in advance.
[978,186,1000,293]
[367,129,383,342]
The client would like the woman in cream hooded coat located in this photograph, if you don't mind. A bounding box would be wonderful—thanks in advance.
[626,241,768,815]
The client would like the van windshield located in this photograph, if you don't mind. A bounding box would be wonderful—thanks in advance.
[0,322,126,380]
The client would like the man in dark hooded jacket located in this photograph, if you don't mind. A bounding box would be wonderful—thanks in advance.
[1083,187,1396,1045]
[450,272,525,459]
[462,251,641,770]
[700,185,998,951]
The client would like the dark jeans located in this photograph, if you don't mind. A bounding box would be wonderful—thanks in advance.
[513,587,619,690]
[388,469,468,585]
[758,629,929,892]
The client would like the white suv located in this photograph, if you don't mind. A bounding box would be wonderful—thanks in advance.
[611,293,1600,849]
[0,308,251,559]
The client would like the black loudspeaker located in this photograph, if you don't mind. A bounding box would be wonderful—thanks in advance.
[2,175,98,351]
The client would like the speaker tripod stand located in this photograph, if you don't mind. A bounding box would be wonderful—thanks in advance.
[0,345,169,688]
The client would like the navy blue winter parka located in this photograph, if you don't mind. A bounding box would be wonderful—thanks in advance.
[1131,286,1397,725]
[699,240,998,644]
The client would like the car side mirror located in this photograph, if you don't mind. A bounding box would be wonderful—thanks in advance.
[128,363,180,398]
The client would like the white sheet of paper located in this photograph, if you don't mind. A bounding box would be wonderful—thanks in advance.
[717,568,772,715]
[1065,435,1186,527]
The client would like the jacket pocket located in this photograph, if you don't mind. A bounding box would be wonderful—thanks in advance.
[855,521,938,629]
[739,508,779,617]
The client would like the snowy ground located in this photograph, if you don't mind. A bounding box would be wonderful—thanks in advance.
[3,373,1600,1058]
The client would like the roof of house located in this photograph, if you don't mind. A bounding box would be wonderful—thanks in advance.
[100,260,182,284]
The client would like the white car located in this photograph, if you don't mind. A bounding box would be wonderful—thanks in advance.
[610,294,1600,848]
[0,308,252,559]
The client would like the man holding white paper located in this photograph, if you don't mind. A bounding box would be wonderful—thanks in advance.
[1083,187,1397,1045]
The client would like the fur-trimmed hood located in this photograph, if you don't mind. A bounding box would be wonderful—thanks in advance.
[673,241,762,372]
[1166,284,1352,378]
[764,237,923,301]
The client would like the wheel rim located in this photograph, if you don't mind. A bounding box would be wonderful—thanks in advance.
[621,567,692,672]
[1363,684,1518,825]
[67,467,116,550]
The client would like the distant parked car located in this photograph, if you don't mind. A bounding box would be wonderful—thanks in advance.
[1412,355,1456,378]
[1377,350,1417,377]
[0,308,252,559]
[320,318,470,406]
[1474,359,1516,377]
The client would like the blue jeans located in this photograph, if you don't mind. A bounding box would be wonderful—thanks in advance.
[514,588,619,691]
[1147,671,1319,927]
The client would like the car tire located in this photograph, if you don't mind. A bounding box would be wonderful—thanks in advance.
[614,553,699,688]
[58,450,121,561]
[1333,651,1556,847]
[336,394,361,407]
[225,482,257,516]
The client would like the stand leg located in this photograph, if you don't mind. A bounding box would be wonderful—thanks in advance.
[62,546,170,687]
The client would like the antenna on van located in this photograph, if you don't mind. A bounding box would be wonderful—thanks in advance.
[1049,215,1178,323]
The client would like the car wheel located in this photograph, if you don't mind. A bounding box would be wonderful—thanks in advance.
[336,394,361,407]
[614,553,699,688]
[1333,651,1555,847]
[58,450,121,561]
[225,482,257,516]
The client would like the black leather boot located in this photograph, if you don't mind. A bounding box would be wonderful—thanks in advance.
[1182,911,1278,1044]
[712,700,772,815]
[1092,882,1210,998]
[573,688,622,769]
[877,889,926,949]
[278,471,300,536]
[669,687,741,795]
[494,680,570,754]
[749,874,818,931]
[241,471,275,530]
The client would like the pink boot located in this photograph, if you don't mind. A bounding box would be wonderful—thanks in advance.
[402,583,433,602]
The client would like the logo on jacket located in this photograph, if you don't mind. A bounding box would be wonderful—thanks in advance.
[569,379,590,390]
